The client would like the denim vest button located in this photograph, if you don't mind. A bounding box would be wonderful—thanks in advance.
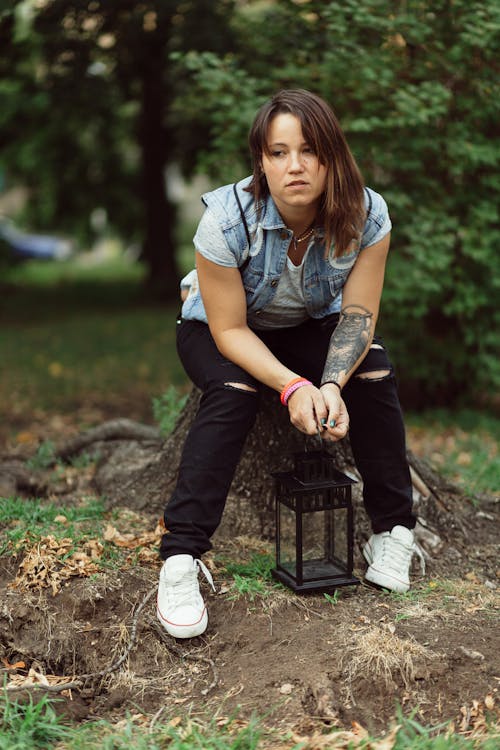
[280,230,289,241]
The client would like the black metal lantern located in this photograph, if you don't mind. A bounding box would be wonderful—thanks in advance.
[272,450,359,592]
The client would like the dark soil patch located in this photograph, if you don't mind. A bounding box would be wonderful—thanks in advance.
[1,520,498,737]
[1,402,499,740]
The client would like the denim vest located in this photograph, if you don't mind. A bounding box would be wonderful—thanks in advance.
[181,176,391,326]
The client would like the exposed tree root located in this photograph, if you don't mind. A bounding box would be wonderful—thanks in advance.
[3,583,218,699]
[148,618,219,696]
[55,419,161,462]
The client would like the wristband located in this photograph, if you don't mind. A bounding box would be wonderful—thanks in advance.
[280,377,313,406]
[321,380,342,392]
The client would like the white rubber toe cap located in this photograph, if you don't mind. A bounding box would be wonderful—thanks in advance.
[156,602,208,639]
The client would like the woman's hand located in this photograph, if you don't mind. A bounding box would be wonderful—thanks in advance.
[287,383,349,441]
[287,384,327,436]
[318,383,349,442]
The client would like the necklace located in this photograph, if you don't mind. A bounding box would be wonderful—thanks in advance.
[292,226,315,251]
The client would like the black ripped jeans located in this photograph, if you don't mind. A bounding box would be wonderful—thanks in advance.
[160,315,416,560]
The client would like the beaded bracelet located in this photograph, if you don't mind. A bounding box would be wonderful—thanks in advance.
[280,377,313,406]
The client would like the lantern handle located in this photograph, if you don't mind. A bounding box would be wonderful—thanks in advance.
[303,428,324,452]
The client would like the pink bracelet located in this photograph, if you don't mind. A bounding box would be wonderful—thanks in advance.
[281,377,312,406]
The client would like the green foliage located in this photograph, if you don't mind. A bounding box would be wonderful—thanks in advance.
[2,0,499,400]
[152,386,188,437]
[0,693,67,749]
[26,440,56,470]
[222,551,275,581]
[220,552,282,600]
[172,0,500,405]
[324,590,341,606]
[0,1,237,295]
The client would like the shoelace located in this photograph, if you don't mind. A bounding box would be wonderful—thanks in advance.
[167,559,216,608]
[195,558,216,592]
[380,534,426,575]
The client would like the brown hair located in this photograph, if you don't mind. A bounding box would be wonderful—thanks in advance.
[246,89,365,257]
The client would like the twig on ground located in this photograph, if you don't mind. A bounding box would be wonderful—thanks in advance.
[3,585,158,695]
[3,681,81,694]
[148,618,219,695]
[79,585,157,681]
[149,704,168,734]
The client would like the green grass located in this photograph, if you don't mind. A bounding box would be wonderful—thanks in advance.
[218,552,283,600]
[0,496,106,556]
[152,385,189,437]
[0,257,188,420]
[0,694,497,749]
[0,693,68,749]
[0,695,264,750]
[406,409,499,498]
[0,495,105,527]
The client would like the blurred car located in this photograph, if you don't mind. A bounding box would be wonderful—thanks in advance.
[0,216,73,264]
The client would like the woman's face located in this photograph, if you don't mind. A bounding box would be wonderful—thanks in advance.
[261,113,327,218]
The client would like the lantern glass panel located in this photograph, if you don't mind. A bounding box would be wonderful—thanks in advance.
[332,506,348,568]
[302,510,327,562]
[278,501,296,577]
[302,506,349,579]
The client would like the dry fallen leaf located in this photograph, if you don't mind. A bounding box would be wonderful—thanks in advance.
[485,694,495,710]
[1,657,25,670]
[104,523,162,549]
[10,536,101,595]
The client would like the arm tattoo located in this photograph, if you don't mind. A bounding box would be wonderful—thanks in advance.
[321,304,374,386]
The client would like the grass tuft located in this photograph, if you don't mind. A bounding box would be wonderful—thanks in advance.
[0,693,67,748]
[219,552,282,601]
[0,496,106,556]
[152,385,188,437]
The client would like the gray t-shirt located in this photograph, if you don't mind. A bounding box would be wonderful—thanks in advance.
[251,251,310,329]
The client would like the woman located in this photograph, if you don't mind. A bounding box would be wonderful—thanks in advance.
[157,89,417,639]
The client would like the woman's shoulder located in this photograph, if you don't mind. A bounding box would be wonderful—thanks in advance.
[361,187,392,249]
[364,187,389,222]
[200,176,255,225]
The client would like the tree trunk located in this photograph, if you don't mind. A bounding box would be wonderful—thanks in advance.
[137,36,179,301]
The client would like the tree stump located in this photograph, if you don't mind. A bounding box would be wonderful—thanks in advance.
[3,385,488,566]
[92,386,360,535]
[88,386,414,551]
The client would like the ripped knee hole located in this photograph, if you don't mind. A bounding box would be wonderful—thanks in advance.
[224,382,257,393]
[355,369,391,381]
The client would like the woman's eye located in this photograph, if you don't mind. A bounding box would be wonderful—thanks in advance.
[271,150,285,158]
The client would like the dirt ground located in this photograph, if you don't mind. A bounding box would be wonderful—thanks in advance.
[1,400,499,742]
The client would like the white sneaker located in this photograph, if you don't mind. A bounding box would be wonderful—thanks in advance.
[156,554,215,639]
[363,525,415,593]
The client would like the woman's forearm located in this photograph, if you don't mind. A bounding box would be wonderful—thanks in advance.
[213,326,298,392]
[321,304,374,388]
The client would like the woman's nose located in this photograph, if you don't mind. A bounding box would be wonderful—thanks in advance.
[288,152,304,171]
